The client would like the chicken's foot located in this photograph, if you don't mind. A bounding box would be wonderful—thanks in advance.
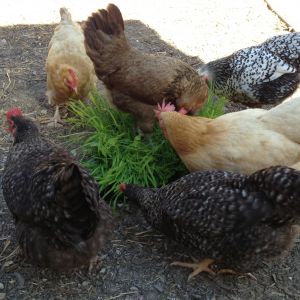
[171,258,215,281]
[88,255,101,274]
[39,106,64,127]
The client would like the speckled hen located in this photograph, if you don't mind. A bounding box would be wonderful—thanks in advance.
[121,166,300,280]
[2,108,114,271]
[198,33,300,106]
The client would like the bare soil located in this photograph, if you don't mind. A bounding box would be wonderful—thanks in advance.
[0,14,299,300]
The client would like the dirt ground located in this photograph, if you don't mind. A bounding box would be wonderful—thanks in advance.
[0,2,300,300]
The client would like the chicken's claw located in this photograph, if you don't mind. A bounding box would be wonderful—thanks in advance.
[171,258,215,281]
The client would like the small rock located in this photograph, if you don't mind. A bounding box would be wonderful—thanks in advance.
[0,283,3,290]
[130,286,139,291]
[14,272,25,289]
[82,281,89,287]
[115,249,121,255]
[153,281,164,293]
[0,293,5,300]
[99,268,106,274]
[40,109,47,115]
[0,39,7,47]
[42,278,47,282]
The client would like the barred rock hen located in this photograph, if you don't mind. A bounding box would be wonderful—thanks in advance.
[198,33,300,106]
[83,3,208,134]
[121,166,300,280]
[46,7,95,126]
[2,108,114,271]
[155,97,300,174]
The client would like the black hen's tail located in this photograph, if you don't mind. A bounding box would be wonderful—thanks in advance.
[83,3,129,77]
[247,166,300,220]
[31,160,102,253]
[55,163,101,249]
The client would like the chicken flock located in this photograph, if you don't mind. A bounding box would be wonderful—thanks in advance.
[2,3,300,283]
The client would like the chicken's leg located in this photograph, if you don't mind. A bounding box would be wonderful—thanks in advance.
[53,105,62,126]
[217,268,257,280]
[171,258,215,281]
[39,106,64,127]
[110,89,156,134]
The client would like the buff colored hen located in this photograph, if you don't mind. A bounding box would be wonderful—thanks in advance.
[156,97,300,174]
[46,7,95,126]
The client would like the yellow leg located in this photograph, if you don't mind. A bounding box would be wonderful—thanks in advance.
[218,268,257,280]
[171,258,215,281]
[38,106,63,127]
[53,106,62,126]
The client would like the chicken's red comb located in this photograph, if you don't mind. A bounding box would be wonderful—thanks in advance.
[6,107,22,120]
[119,183,126,193]
[154,100,176,118]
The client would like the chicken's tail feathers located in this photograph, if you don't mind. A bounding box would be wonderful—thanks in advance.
[60,7,72,22]
[83,4,129,75]
[247,166,300,215]
[52,163,103,247]
[85,4,124,37]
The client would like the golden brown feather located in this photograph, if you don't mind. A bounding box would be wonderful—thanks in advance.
[83,3,208,134]
[157,97,300,174]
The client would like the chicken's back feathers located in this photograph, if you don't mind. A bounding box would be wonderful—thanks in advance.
[199,32,300,105]
[2,115,113,270]
[122,166,300,271]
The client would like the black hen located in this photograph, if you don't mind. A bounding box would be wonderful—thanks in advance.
[121,167,300,279]
[198,33,300,106]
[2,108,114,271]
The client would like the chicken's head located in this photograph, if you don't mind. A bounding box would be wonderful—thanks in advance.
[154,100,187,138]
[63,68,79,94]
[176,75,208,115]
[6,107,22,136]
[6,107,39,141]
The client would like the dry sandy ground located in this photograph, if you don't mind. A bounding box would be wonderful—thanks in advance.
[0,0,288,61]
[0,1,299,300]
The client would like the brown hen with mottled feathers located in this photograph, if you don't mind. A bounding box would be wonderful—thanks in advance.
[83,3,208,133]
[2,108,114,271]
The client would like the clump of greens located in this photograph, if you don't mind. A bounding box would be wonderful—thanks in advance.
[68,89,227,208]
[198,88,227,118]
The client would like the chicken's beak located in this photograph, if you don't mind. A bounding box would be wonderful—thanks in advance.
[72,87,78,95]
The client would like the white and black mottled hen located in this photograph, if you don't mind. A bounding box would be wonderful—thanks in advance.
[198,33,300,106]
[121,166,300,279]
[2,108,114,271]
